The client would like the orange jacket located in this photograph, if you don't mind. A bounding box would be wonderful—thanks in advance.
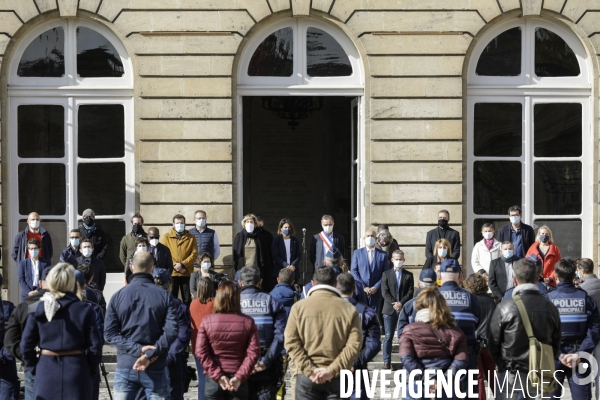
[526,242,562,286]
[160,228,198,277]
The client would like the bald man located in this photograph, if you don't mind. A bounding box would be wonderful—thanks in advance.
[147,227,173,275]
[12,212,53,264]
[350,229,389,309]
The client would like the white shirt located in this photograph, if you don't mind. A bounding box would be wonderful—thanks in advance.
[367,248,374,264]
[505,261,515,291]
[284,238,291,267]
[31,258,39,287]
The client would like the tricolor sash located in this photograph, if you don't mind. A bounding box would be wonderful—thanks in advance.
[318,231,334,251]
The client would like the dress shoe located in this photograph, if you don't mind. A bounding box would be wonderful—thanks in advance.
[383,363,391,370]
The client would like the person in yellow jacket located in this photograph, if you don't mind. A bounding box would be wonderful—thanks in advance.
[160,213,198,306]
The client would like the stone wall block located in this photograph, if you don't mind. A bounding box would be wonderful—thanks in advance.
[369,56,464,76]
[371,99,462,119]
[371,77,462,98]
[371,142,462,161]
[361,34,472,55]
[371,205,463,225]
[138,120,232,140]
[370,120,462,140]
[140,184,232,203]
[371,163,462,182]
[372,183,462,203]
[139,142,232,162]
[141,162,233,182]
[139,99,232,119]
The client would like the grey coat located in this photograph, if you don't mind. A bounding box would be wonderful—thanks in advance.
[581,274,600,306]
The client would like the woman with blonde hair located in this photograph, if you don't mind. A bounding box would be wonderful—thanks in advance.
[525,225,562,287]
[423,238,453,270]
[233,214,273,289]
[21,263,103,400]
[399,287,468,399]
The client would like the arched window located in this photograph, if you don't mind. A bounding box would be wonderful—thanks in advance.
[467,19,591,264]
[8,19,134,294]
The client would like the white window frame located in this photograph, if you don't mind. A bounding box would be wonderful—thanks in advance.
[7,19,134,303]
[466,18,593,271]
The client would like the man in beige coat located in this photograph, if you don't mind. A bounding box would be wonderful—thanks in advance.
[285,266,363,399]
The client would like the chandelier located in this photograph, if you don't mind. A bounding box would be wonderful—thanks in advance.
[261,96,323,130]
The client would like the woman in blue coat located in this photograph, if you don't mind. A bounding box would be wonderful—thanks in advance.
[271,218,301,286]
[21,262,103,400]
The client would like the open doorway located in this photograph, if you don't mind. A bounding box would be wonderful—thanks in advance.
[242,96,356,282]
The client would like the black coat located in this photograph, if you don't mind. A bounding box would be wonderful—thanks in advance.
[309,233,345,271]
[5,289,47,362]
[475,293,496,339]
[488,257,520,301]
[78,225,108,260]
[381,268,414,315]
[496,223,536,258]
[425,226,460,260]
[422,255,454,270]
[272,236,301,279]
[233,229,273,283]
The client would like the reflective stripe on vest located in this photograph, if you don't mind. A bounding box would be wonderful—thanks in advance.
[547,288,588,339]
[241,291,275,346]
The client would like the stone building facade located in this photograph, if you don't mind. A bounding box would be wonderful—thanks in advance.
[0,0,597,301]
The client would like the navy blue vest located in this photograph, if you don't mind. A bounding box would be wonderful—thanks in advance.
[439,283,479,340]
[191,227,215,257]
[547,286,588,339]
[240,289,274,347]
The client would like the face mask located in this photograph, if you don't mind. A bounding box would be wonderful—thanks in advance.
[483,232,494,240]
[82,248,93,258]
[149,238,159,247]
[540,234,549,243]
[245,223,254,233]
[196,219,206,228]
[393,260,404,269]
[29,249,39,258]
[438,219,448,228]
[438,248,448,258]
[509,216,520,225]
[70,238,80,247]
[174,223,185,233]
[380,242,388,247]
[83,216,94,226]
[576,270,582,280]
[502,249,514,259]
[201,262,211,270]
[137,247,147,253]
[282,228,290,236]
[132,224,143,235]
[29,220,40,229]
[365,237,376,247]
[322,225,333,234]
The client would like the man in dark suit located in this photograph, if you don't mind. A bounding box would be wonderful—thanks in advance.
[351,229,389,309]
[381,249,414,370]
[488,241,520,301]
[495,205,536,259]
[309,214,345,272]
[147,227,174,274]
[425,209,460,260]
[76,239,107,291]
[17,239,49,302]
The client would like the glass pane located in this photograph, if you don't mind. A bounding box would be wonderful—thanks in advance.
[248,28,293,77]
[473,161,521,215]
[474,103,522,157]
[86,219,125,273]
[534,103,581,157]
[535,28,580,77]
[77,27,124,78]
[533,219,581,258]
[534,161,581,215]
[19,164,66,215]
[473,218,506,244]
[19,219,67,262]
[78,105,124,158]
[78,163,125,215]
[18,27,65,77]
[475,27,521,76]
[306,27,352,77]
[18,105,64,158]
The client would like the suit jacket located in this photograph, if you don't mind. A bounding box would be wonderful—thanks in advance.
[496,223,536,258]
[350,247,389,308]
[153,243,174,274]
[76,256,106,292]
[272,236,301,279]
[17,259,48,301]
[425,226,461,260]
[309,232,345,272]
[381,268,414,315]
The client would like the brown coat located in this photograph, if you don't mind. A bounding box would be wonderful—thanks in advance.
[160,228,198,277]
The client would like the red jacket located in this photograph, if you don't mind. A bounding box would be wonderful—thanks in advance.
[196,313,260,383]
[526,242,562,286]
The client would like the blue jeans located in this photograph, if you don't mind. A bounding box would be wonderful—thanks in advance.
[194,355,206,400]
[24,369,35,400]
[551,359,592,400]
[114,368,170,400]
[383,313,399,364]
[0,358,19,400]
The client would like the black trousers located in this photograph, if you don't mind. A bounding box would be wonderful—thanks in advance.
[205,376,249,400]
[296,374,341,400]
[171,276,191,306]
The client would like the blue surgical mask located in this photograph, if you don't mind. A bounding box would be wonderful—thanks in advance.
[175,223,185,233]
[70,238,80,248]
[509,216,520,225]
[201,262,211,270]
[438,248,448,258]
[365,237,376,247]
[502,249,514,259]
[540,234,549,243]
[282,228,290,236]
[29,249,39,258]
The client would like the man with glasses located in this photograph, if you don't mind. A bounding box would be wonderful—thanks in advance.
[425,209,460,260]
[189,210,220,261]
[12,212,53,264]
[496,205,536,259]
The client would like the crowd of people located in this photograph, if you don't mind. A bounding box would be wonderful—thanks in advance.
[2,205,600,400]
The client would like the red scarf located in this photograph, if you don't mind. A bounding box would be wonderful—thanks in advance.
[484,238,494,251]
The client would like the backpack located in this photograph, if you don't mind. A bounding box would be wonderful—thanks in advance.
[513,295,557,395]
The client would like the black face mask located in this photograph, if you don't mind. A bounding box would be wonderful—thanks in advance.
[132,224,144,235]
[83,216,94,226]
[438,219,449,228]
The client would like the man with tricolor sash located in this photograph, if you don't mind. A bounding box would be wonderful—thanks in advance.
[309,215,345,275]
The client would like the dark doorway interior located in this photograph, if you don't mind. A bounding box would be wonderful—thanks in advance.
[243,96,353,280]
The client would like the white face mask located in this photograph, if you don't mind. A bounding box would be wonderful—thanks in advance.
[438,248,448,258]
[174,223,185,233]
[509,215,520,225]
[245,223,254,233]
[393,260,404,269]
[365,237,376,247]
[149,239,159,247]
[322,225,333,234]
[196,218,206,228]
[29,249,39,258]
[82,248,93,258]
[29,220,40,229]
[483,232,494,240]
[502,249,514,259]
[201,262,211,270]
[137,247,147,253]
[70,238,80,248]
